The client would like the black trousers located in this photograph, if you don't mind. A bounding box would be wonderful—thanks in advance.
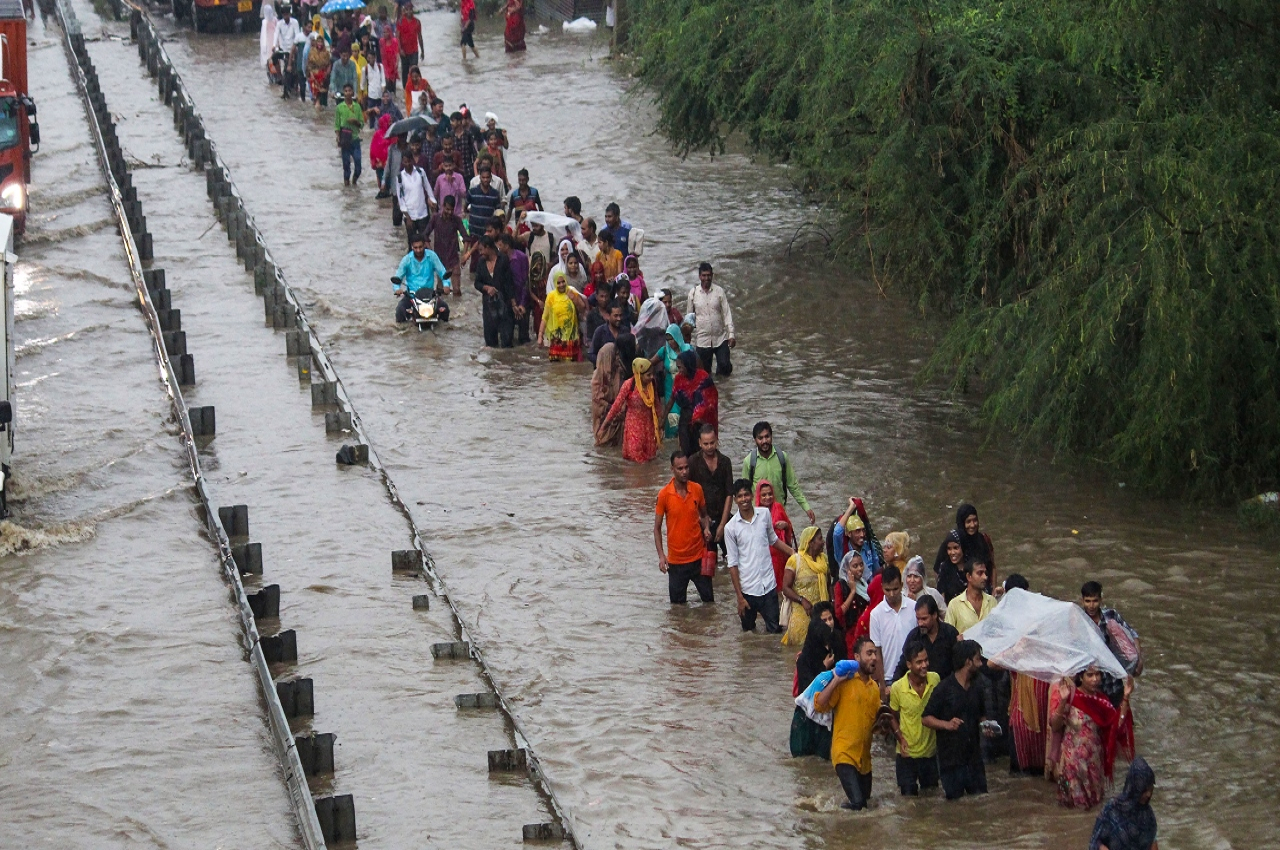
[835,764,872,810]
[515,306,531,344]
[404,216,430,250]
[400,52,418,86]
[939,755,988,800]
[740,590,781,633]
[895,754,940,796]
[696,341,733,376]
[668,560,713,604]
[481,296,514,348]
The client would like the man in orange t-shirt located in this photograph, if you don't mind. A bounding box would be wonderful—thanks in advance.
[654,450,712,604]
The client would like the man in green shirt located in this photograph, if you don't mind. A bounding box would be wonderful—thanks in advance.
[334,84,364,186]
[740,420,815,524]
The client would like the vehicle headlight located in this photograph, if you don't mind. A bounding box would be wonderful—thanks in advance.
[0,182,24,211]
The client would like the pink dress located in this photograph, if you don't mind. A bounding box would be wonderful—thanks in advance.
[1051,689,1107,809]
[603,378,659,463]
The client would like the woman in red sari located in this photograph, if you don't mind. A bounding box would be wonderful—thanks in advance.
[667,350,717,457]
[1049,667,1135,809]
[1010,672,1051,775]
[754,480,794,590]
[598,357,661,463]
[504,0,526,52]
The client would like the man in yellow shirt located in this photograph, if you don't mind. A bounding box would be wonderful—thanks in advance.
[946,560,996,635]
[887,639,941,795]
[814,637,882,810]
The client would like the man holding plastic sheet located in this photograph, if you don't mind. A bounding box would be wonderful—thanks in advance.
[813,639,883,810]
[1080,580,1144,709]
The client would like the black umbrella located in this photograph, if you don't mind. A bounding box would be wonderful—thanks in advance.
[385,115,437,138]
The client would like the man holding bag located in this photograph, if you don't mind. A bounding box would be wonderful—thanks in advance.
[334,83,364,186]
[654,451,712,605]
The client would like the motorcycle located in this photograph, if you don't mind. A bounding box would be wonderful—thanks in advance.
[393,276,451,332]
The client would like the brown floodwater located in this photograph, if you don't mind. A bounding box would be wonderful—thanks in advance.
[7,2,1277,848]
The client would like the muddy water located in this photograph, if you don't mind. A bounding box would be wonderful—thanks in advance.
[27,4,1280,849]
[0,11,298,848]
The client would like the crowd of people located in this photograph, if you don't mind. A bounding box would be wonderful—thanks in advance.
[655,436,1156,847]
[255,5,1156,846]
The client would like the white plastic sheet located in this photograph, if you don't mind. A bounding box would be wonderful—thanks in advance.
[521,211,582,245]
[563,16,598,33]
[963,589,1128,682]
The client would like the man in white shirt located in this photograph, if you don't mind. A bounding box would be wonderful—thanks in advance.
[576,217,601,265]
[724,478,795,634]
[272,6,304,99]
[396,157,436,249]
[869,565,918,685]
[686,262,736,376]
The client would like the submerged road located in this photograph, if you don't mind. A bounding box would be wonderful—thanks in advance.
[1,1,1276,848]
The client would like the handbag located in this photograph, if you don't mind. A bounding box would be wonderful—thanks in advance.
[338,127,354,148]
[779,595,792,628]
[700,548,716,577]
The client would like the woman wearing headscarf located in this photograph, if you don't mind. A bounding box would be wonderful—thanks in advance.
[624,254,648,304]
[790,602,843,759]
[932,530,968,603]
[780,527,830,647]
[307,35,332,109]
[591,333,635,445]
[949,503,997,591]
[902,556,946,614]
[658,287,684,326]
[598,357,661,463]
[656,324,689,439]
[369,113,394,186]
[538,270,587,362]
[1049,668,1136,809]
[1090,757,1157,850]
[260,1,278,71]
[755,479,794,590]
[632,296,669,358]
[669,350,718,457]
[351,42,368,102]
[546,239,589,295]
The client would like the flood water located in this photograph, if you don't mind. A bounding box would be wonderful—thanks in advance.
[5,2,1277,848]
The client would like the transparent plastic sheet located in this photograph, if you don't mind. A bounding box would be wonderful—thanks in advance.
[963,588,1128,682]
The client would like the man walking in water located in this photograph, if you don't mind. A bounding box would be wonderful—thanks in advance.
[741,421,816,525]
[654,451,713,605]
[687,262,735,376]
[1080,580,1143,708]
[687,424,732,557]
[814,637,883,810]
[334,84,364,186]
[724,478,795,632]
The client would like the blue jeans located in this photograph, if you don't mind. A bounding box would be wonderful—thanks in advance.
[341,141,362,183]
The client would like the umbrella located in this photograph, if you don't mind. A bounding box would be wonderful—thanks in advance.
[385,115,437,138]
[962,588,1128,682]
[320,0,365,14]
[522,211,583,244]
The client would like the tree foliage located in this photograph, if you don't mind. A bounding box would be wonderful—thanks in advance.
[630,0,1280,496]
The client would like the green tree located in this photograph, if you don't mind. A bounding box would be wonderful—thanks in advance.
[631,0,1280,496]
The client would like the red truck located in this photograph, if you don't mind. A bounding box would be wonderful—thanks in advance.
[0,0,38,235]
[173,0,262,34]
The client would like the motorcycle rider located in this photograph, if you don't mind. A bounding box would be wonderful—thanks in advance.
[394,233,451,324]
[272,5,304,99]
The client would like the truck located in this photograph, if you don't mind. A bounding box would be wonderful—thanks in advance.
[172,0,262,35]
[0,0,38,236]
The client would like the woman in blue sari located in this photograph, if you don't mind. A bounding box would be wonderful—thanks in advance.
[657,323,690,440]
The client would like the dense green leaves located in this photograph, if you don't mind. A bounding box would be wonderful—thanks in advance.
[631,0,1280,496]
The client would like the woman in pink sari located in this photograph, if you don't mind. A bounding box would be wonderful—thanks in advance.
[1049,667,1135,809]
[755,479,794,590]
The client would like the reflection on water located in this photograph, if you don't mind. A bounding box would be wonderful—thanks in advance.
[31,4,1280,849]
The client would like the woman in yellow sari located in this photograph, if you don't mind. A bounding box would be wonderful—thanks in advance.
[351,43,368,103]
[780,526,830,646]
[537,270,587,361]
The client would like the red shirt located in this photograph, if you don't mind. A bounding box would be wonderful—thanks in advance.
[656,480,706,564]
[397,15,421,56]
